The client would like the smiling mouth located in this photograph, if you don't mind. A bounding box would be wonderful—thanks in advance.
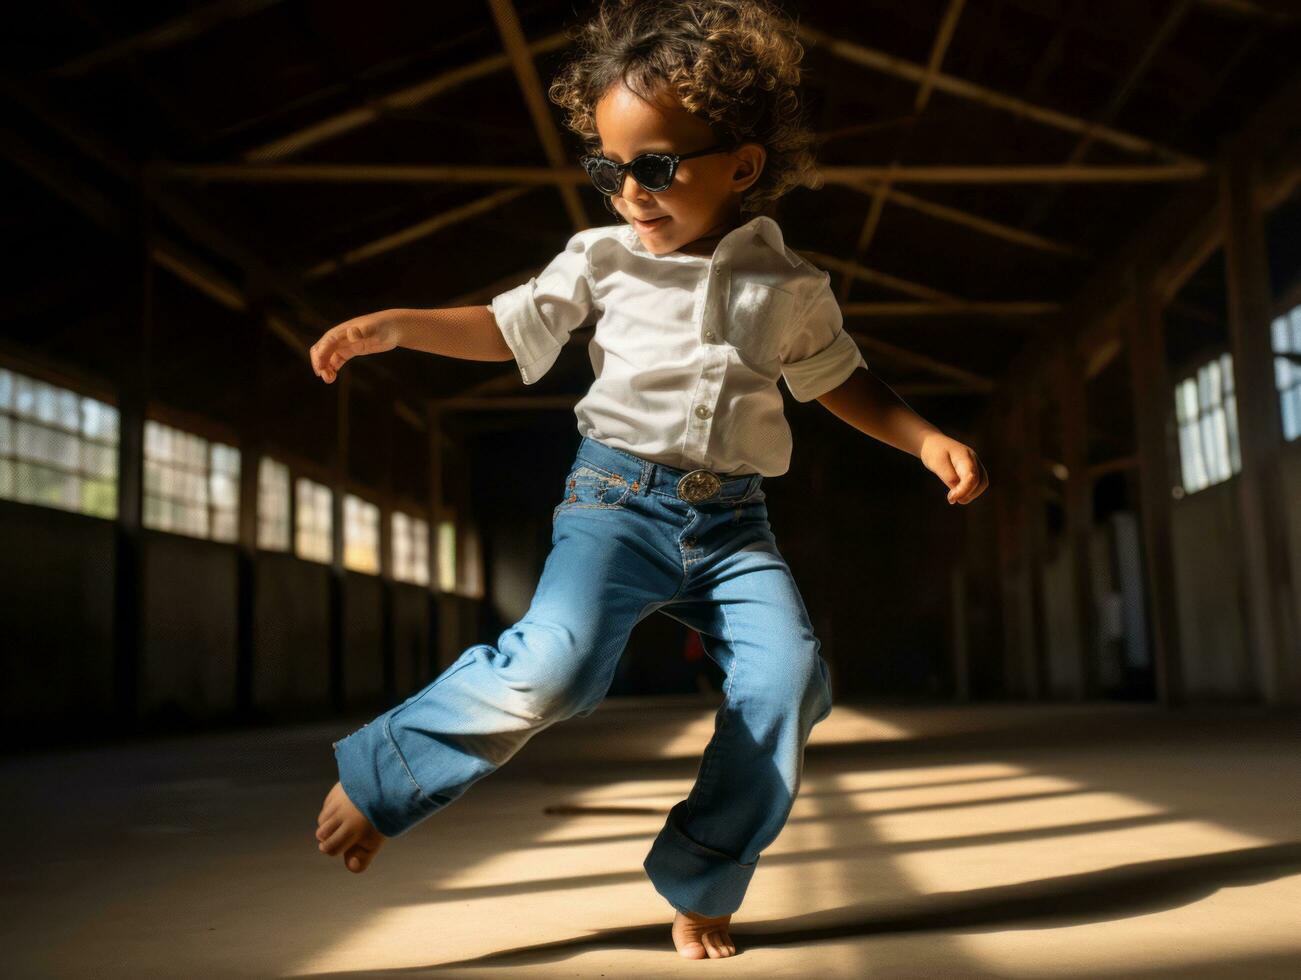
[633,215,669,225]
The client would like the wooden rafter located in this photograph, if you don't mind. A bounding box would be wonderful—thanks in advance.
[837,0,966,304]
[798,23,1204,165]
[49,0,286,78]
[244,31,571,162]
[848,332,996,390]
[486,0,586,232]
[306,186,533,279]
[156,162,1209,183]
[800,250,961,304]
[843,301,1061,318]
[1019,0,1194,230]
[855,183,1089,258]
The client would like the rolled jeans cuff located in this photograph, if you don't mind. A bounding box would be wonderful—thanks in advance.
[333,713,437,839]
[642,800,759,917]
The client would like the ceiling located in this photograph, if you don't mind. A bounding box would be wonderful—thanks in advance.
[3,0,1299,463]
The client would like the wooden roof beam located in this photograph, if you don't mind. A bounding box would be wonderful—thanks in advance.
[1019,0,1194,230]
[798,23,1204,166]
[487,0,587,232]
[848,332,997,390]
[838,0,967,304]
[843,301,1061,318]
[855,182,1089,258]
[48,0,287,78]
[156,162,1209,183]
[305,186,533,278]
[243,30,571,162]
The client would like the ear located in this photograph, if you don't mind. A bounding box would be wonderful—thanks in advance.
[730,142,767,192]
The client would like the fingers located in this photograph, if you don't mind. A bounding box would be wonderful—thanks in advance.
[309,321,369,384]
[951,454,990,504]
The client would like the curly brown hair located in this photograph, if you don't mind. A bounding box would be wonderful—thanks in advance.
[548,0,822,218]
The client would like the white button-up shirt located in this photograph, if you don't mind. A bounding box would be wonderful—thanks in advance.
[489,214,868,477]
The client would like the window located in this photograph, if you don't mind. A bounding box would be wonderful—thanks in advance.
[435,514,483,597]
[1273,306,1301,442]
[436,518,457,592]
[460,522,484,599]
[295,477,332,563]
[0,367,119,519]
[257,457,291,551]
[392,511,430,586]
[143,419,240,541]
[1174,352,1241,495]
[344,493,380,574]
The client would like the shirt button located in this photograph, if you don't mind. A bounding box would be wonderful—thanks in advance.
[704,330,715,341]
[713,265,724,276]
[695,405,712,419]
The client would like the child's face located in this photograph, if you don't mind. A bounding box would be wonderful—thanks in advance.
[593,80,764,255]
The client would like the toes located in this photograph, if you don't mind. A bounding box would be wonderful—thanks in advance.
[316,815,341,844]
[319,823,353,856]
[343,842,377,874]
[703,930,725,958]
[676,940,706,960]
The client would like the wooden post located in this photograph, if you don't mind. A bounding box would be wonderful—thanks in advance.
[1221,145,1299,705]
[1019,374,1048,699]
[1122,290,1185,706]
[993,390,1029,698]
[112,173,152,733]
[1057,331,1098,700]
[380,405,396,705]
[950,562,970,701]
[427,401,446,675]
[328,373,348,713]
[234,318,266,720]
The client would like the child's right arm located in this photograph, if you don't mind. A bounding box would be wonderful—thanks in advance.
[309,306,512,384]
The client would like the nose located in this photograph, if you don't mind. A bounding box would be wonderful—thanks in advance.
[619,171,652,203]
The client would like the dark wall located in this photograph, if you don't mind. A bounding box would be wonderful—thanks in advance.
[0,498,436,743]
[142,533,238,723]
[0,500,116,729]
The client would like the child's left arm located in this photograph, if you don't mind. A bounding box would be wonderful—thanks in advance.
[815,368,989,506]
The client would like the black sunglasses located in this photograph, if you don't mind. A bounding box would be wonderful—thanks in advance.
[579,144,731,195]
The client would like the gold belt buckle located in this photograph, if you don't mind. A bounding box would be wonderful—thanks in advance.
[677,469,722,503]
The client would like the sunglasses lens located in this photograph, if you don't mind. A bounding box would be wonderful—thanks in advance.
[632,155,674,191]
[589,159,622,194]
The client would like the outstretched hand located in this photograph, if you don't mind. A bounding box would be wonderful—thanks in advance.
[920,432,989,505]
[309,313,399,384]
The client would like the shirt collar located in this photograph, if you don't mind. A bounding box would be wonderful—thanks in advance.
[619,214,800,267]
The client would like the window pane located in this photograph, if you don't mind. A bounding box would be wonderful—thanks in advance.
[142,420,236,542]
[344,493,380,574]
[1,369,120,520]
[1174,352,1242,496]
[437,520,456,592]
[295,477,332,563]
[257,457,290,551]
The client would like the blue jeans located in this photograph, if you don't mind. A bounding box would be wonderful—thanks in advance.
[333,435,834,916]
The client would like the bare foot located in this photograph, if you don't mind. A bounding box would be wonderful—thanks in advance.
[316,780,387,873]
[671,909,736,959]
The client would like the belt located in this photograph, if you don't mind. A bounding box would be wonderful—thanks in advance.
[675,468,724,504]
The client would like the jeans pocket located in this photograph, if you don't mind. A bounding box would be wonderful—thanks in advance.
[554,463,633,517]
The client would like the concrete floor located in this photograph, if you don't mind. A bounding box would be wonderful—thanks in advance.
[4,698,1300,978]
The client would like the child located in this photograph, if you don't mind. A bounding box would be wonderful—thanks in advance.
[311,0,988,960]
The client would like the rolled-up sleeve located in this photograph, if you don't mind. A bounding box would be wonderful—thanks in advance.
[489,231,597,384]
[780,271,868,402]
